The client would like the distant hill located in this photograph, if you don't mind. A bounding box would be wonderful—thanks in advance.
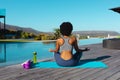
[73,31,120,36]
[0,22,44,35]
[0,22,120,36]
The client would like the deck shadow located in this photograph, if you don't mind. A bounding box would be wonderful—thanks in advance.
[78,55,111,65]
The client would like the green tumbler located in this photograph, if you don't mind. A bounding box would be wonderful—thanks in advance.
[33,52,37,64]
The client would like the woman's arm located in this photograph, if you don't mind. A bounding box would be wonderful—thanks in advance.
[49,39,60,53]
[73,37,90,52]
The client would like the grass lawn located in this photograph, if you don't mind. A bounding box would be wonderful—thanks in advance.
[0,39,56,42]
[0,39,39,42]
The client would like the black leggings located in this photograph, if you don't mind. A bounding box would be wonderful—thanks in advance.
[54,52,82,67]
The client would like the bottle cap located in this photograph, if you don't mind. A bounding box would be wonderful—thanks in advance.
[33,52,37,55]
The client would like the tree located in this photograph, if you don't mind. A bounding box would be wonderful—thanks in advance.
[54,28,61,39]
[21,32,29,39]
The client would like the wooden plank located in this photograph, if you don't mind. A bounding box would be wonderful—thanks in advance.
[106,71,120,80]
[95,66,120,80]
[55,69,86,80]
[76,57,120,80]
[64,69,102,80]
[0,69,52,80]
[40,68,75,80]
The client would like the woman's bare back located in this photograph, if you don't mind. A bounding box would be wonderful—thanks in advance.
[58,36,76,60]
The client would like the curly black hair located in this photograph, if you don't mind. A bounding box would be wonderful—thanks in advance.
[60,22,73,36]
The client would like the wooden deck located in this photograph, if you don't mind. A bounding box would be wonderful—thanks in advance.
[0,43,120,80]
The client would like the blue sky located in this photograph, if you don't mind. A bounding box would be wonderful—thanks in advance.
[0,0,120,32]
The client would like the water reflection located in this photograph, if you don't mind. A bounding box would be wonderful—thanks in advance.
[0,43,6,63]
[0,42,55,66]
[0,42,28,63]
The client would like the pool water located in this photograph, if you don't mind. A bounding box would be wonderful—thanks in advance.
[0,38,103,67]
[79,38,103,45]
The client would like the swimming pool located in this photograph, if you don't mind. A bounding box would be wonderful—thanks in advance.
[0,38,103,67]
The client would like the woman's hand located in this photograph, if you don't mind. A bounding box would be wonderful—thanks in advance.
[79,48,90,52]
[49,48,58,53]
[84,48,90,51]
[49,49,53,52]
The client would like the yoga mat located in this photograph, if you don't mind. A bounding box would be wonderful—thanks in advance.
[32,61,108,68]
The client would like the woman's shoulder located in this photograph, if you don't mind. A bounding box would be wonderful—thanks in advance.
[57,37,63,41]
[70,35,76,40]
[56,37,64,43]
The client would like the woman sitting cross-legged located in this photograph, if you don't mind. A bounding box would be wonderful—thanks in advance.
[49,22,90,67]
